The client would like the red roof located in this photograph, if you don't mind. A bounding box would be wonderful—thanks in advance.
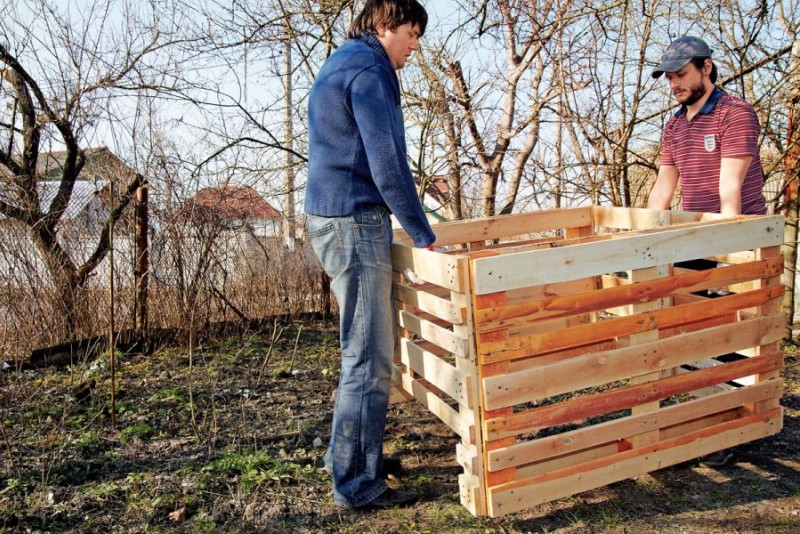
[184,185,281,221]
[414,175,450,205]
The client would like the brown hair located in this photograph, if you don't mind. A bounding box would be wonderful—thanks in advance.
[690,57,718,84]
[349,0,428,39]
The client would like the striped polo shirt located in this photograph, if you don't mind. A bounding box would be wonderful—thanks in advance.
[661,87,766,214]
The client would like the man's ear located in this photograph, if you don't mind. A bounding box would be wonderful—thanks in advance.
[376,23,387,37]
[704,59,713,77]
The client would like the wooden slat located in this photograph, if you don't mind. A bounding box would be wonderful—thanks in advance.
[486,379,782,471]
[478,286,783,363]
[391,244,466,292]
[398,309,469,358]
[485,277,597,308]
[506,340,619,371]
[592,205,671,230]
[513,442,621,480]
[393,283,466,325]
[399,338,469,406]
[392,364,470,438]
[394,207,593,247]
[591,206,751,230]
[658,409,742,440]
[484,350,783,439]
[482,314,784,411]
[470,215,784,294]
[475,257,783,329]
[668,210,731,224]
[487,409,782,517]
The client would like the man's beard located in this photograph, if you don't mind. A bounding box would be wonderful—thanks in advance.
[675,81,707,106]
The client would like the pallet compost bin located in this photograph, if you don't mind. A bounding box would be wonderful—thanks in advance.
[389,206,785,517]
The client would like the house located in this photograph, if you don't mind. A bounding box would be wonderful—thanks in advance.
[152,184,284,289]
[414,174,451,223]
[178,184,282,238]
[1,146,139,232]
[387,175,450,234]
[0,146,141,285]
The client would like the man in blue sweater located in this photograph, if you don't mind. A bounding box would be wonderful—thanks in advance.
[305,0,436,510]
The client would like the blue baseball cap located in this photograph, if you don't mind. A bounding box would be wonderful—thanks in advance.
[652,36,713,79]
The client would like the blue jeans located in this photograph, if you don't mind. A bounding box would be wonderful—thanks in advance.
[307,207,394,508]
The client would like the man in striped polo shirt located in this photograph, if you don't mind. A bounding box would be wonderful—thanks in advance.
[647,36,766,469]
[647,36,766,216]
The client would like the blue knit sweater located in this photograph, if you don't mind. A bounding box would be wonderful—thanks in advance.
[304,34,435,248]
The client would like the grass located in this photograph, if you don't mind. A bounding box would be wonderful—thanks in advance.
[1,321,799,532]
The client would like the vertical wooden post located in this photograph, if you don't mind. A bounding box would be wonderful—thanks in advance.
[453,281,487,516]
[108,180,117,428]
[627,265,669,448]
[134,184,149,335]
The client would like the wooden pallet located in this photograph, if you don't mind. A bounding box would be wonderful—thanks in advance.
[389,206,785,517]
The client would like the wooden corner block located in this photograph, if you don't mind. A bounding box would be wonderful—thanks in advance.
[456,443,480,474]
[458,473,485,517]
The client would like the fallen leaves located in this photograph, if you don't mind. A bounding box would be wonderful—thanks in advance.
[168,506,187,522]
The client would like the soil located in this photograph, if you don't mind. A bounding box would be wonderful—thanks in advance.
[1,318,798,533]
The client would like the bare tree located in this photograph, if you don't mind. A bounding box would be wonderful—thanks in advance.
[405,0,611,218]
[0,0,190,336]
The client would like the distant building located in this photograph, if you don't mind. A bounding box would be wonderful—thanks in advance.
[153,184,284,289]
[178,184,282,238]
[388,175,449,235]
[0,146,140,286]
[414,174,451,223]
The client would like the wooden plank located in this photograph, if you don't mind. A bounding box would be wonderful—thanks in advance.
[393,283,466,325]
[475,257,783,328]
[478,286,783,363]
[592,205,672,230]
[501,277,597,306]
[391,244,466,292]
[486,380,782,470]
[470,215,784,294]
[658,409,742,441]
[482,314,784,411]
[487,409,782,517]
[398,309,469,358]
[513,442,620,480]
[506,340,619,371]
[399,338,469,406]
[668,210,731,224]
[592,206,753,230]
[395,207,593,248]
[484,350,783,439]
[393,364,471,438]
[498,312,593,345]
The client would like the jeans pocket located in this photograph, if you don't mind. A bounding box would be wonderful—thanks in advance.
[308,216,345,279]
[354,209,392,272]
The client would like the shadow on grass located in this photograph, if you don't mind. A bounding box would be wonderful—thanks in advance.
[507,410,800,532]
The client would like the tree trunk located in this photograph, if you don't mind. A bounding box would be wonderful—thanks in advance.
[443,103,463,220]
[781,39,800,340]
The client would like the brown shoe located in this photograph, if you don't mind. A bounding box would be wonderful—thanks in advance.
[358,488,418,509]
